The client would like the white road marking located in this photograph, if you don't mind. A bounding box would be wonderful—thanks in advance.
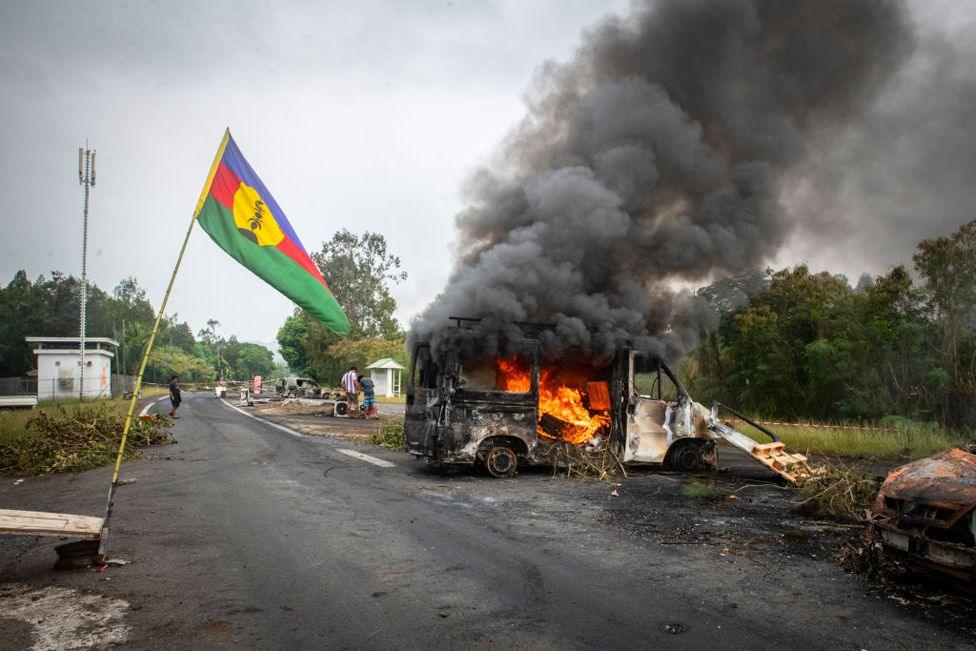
[138,397,166,418]
[337,449,396,468]
[220,399,305,438]
[220,399,395,468]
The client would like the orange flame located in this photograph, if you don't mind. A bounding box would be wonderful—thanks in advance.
[495,359,609,445]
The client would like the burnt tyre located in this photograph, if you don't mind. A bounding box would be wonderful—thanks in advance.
[698,440,718,469]
[335,401,348,416]
[666,440,715,472]
[483,446,518,478]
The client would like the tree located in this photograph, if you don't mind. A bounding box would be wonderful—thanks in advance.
[324,336,407,378]
[236,343,276,379]
[913,219,976,370]
[913,218,976,427]
[277,313,310,376]
[312,230,406,338]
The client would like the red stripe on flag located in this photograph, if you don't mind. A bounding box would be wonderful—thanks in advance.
[276,237,330,291]
[210,162,241,209]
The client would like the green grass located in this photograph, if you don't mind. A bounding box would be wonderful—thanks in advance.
[375,394,406,405]
[367,419,404,449]
[682,480,732,500]
[763,422,970,460]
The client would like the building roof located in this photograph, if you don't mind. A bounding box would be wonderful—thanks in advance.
[26,336,119,347]
[366,357,405,370]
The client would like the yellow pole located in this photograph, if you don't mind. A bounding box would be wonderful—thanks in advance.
[98,129,230,560]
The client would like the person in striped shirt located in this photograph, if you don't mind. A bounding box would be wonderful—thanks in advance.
[341,366,360,417]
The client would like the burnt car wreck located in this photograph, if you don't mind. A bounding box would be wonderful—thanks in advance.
[403,325,812,482]
[869,444,976,580]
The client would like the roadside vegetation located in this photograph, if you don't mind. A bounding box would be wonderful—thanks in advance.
[682,480,731,500]
[797,463,881,521]
[0,399,173,476]
[767,421,969,461]
[367,419,404,449]
[685,219,976,457]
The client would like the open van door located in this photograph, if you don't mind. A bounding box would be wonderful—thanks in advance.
[404,343,440,456]
[622,352,685,463]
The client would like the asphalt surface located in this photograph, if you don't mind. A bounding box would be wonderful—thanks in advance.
[1,393,972,649]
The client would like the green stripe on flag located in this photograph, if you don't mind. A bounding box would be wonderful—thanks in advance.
[197,196,350,336]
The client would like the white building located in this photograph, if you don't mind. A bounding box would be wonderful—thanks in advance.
[366,358,405,398]
[27,336,118,401]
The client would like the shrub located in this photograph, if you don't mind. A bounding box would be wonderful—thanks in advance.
[368,419,404,449]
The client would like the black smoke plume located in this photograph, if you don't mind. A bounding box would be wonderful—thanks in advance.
[413,0,911,360]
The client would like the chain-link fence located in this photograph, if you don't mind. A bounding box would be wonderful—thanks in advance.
[0,374,145,400]
[0,376,36,396]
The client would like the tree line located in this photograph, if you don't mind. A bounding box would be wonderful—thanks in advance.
[277,230,408,385]
[0,272,276,384]
[684,219,976,431]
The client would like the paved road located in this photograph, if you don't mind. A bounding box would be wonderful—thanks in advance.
[1,393,969,648]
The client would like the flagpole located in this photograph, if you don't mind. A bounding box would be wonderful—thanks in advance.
[98,129,230,561]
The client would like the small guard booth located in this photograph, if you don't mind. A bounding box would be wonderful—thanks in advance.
[27,336,118,400]
[366,358,404,398]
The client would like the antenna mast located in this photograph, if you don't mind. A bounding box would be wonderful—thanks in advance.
[78,143,96,399]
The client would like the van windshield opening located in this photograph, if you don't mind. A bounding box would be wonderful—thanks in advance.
[459,357,531,393]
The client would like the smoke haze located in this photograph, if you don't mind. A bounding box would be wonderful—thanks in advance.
[414,0,919,359]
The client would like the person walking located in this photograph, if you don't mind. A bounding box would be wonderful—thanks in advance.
[359,373,378,419]
[169,374,182,419]
[341,366,360,417]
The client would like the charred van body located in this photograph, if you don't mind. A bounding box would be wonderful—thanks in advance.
[403,332,811,481]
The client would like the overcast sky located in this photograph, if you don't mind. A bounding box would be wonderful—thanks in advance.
[1,0,973,347]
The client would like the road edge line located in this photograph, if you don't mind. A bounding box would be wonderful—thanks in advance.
[219,398,306,439]
[138,397,166,418]
[219,399,397,468]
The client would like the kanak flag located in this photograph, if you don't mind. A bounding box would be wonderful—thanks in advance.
[194,130,349,336]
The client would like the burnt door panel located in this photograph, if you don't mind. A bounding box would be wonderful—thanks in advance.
[404,344,438,455]
[623,353,676,463]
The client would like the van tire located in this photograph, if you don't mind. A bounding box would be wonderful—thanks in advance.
[483,445,518,478]
[666,439,713,472]
[335,402,348,416]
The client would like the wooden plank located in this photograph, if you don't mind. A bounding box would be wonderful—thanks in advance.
[0,509,102,539]
[751,442,786,453]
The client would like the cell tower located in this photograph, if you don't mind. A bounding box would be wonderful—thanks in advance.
[78,143,96,399]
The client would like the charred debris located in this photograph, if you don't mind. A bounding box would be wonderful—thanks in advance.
[403,319,811,482]
[869,443,976,582]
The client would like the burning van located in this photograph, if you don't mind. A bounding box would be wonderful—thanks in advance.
[403,328,811,481]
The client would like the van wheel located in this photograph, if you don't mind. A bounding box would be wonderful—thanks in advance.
[483,446,518,478]
[666,440,718,472]
[667,440,704,472]
[335,402,348,416]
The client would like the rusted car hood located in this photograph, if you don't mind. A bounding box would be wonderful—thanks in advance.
[877,448,976,524]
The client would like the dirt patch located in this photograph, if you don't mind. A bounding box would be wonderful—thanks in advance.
[0,583,129,649]
[249,400,336,417]
[245,405,396,443]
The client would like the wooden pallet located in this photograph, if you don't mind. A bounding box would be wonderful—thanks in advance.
[749,442,812,483]
[0,509,103,540]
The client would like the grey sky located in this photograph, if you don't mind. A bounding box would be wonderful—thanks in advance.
[1,1,974,346]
